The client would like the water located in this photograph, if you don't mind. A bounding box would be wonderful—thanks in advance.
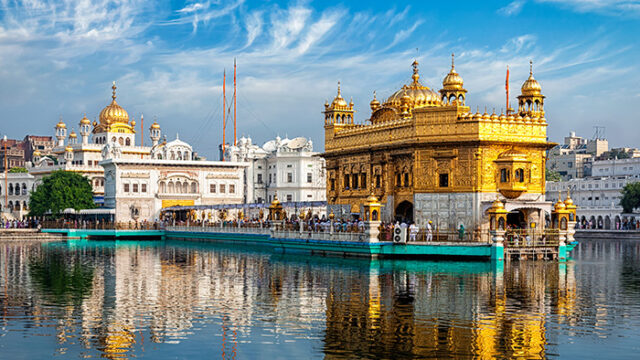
[0,239,639,359]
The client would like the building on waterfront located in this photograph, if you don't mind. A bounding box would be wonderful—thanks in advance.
[546,131,608,180]
[323,57,554,232]
[101,136,247,222]
[0,172,36,220]
[546,157,640,228]
[22,135,55,164]
[29,82,162,205]
[223,135,326,204]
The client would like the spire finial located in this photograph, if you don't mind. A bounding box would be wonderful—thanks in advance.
[373,90,377,100]
[176,133,179,140]
[111,81,117,101]
[337,81,341,96]
[451,53,455,70]
[529,60,533,76]
[411,60,420,84]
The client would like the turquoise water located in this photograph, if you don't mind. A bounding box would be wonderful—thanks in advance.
[0,238,639,359]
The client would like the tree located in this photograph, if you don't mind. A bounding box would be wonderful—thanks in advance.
[620,182,640,214]
[8,167,28,173]
[545,168,562,182]
[29,170,95,217]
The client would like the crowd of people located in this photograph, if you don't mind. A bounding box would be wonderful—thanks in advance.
[2,218,41,229]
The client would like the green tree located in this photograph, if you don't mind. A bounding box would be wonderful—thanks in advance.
[8,166,28,173]
[29,170,95,216]
[620,182,640,214]
[545,168,562,182]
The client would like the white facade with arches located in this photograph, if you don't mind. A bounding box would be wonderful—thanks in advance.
[0,172,36,220]
[102,158,247,223]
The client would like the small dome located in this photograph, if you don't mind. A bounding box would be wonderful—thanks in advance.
[80,114,91,125]
[554,198,566,211]
[498,148,528,162]
[69,130,77,138]
[442,54,464,90]
[65,145,73,152]
[370,92,381,111]
[56,119,66,129]
[331,82,348,107]
[521,61,542,95]
[150,121,161,130]
[33,150,41,157]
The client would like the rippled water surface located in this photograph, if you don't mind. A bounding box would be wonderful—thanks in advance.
[1,238,639,359]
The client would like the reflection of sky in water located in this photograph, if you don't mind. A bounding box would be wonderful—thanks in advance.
[0,239,639,359]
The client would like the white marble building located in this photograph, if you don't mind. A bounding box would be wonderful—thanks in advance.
[0,172,36,220]
[29,82,164,205]
[102,137,247,222]
[224,136,326,204]
[546,174,640,229]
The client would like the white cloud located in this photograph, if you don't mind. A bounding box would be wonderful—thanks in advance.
[499,0,526,15]
[537,0,640,16]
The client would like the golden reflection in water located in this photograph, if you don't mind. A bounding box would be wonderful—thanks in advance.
[0,242,580,359]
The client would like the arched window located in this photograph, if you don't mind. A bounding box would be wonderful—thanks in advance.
[500,168,509,183]
[168,182,175,193]
[190,182,197,193]
[157,154,163,160]
[184,151,189,160]
[515,168,524,182]
[8,183,13,195]
[458,94,464,104]
[182,182,188,193]
[160,181,166,193]
[170,151,175,160]
[344,174,350,189]
[449,94,456,104]
[15,202,20,211]
[125,138,131,146]
[175,181,182,193]
[23,201,27,210]
[8,201,13,211]
[403,173,409,187]
[177,152,182,160]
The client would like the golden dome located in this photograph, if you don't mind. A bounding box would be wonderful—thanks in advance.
[498,148,528,162]
[65,145,73,152]
[369,91,380,111]
[384,60,441,110]
[69,130,77,138]
[33,150,41,157]
[331,82,348,107]
[99,81,130,127]
[56,118,66,129]
[554,198,566,211]
[80,114,91,125]
[150,121,161,129]
[521,61,542,95]
[442,54,464,90]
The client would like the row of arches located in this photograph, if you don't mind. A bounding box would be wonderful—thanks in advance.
[0,183,29,196]
[159,180,198,194]
[110,136,132,146]
[1,200,29,212]
[579,215,638,230]
[441,93,465,105]
[518,99,544,113]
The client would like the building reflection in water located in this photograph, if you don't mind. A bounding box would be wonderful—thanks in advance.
[4,239,638,359]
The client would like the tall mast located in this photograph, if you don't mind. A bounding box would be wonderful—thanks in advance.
[234,58,237,146]
[505,65,510,115]
[140,113,144,159]
[223,69,226,159]
[3,136,7,207]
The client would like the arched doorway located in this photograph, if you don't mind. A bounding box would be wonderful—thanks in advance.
[395,201,413,223]
[507,210,525,229]
[604,216,611,230]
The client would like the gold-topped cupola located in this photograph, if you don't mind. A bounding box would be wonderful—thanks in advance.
[93,81,135,134]
[440,53,467,105]
[518,61,545,118]
[323,81,355,126]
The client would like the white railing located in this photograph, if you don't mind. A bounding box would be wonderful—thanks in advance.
[165,225,367,242]
[167,225,270,235]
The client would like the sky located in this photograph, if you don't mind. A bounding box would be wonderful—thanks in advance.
[0,0,638,159]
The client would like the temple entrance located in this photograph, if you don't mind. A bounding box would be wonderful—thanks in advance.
[395,201,414,223]
[507,210,525,229]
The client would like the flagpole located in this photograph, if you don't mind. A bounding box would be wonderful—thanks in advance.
[234,58,237,147]
[506,65,510,115]
[223,69,226,160]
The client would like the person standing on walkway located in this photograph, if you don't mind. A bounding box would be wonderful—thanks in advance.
[458,224,465,241]
[426,221,433,242]
[409,222,419,242]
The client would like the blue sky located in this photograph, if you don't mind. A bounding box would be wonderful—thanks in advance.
[0,0,638,158]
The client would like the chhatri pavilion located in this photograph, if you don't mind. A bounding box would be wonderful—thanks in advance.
[323,56,554,233]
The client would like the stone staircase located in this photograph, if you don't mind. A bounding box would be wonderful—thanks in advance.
[0,229,66,242]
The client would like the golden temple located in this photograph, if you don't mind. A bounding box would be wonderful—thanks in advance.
[323,56,554,232]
